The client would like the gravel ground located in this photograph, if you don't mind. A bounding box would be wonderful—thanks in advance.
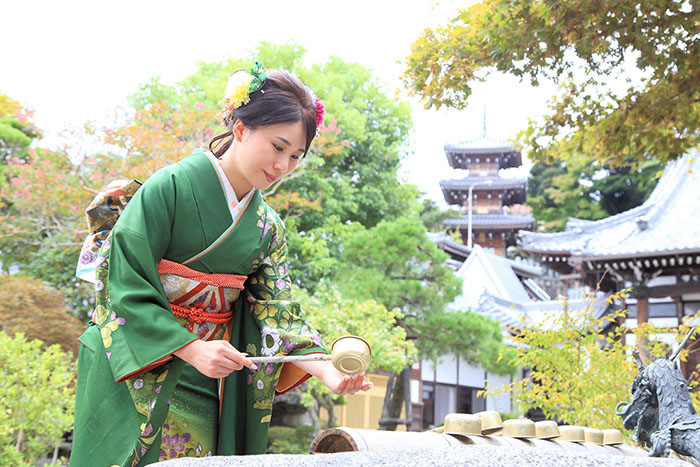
[154,444,694,466]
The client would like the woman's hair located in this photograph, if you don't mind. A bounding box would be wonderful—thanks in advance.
[209,70,318,158]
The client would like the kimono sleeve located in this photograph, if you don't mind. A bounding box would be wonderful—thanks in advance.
[243,214,327,394]
[87,168,198,383]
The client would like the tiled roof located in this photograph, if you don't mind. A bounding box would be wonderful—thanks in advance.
[476,290,612,329]
[447,245,533,312]
[443,135,523,169]
[444,214,534,229]
[439,177,527,191]
[444,135,516,154]
[519,150,700,259]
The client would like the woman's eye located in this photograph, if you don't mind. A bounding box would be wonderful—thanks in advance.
[273,144,283,152]
[291,154,300,160]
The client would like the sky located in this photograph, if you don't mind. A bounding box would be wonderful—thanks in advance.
[1,0,558,204]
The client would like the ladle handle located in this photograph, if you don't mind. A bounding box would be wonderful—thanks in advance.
[247,354,331,364]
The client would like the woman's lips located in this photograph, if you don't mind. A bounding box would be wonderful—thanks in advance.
[264,171,278,183]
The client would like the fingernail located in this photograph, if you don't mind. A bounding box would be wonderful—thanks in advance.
[251,364,258,372]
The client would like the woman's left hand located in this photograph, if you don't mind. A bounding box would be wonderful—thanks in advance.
[293,359,373,395]
[321,365,373,395]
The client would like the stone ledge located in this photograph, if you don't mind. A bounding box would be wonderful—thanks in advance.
[154,444,693,466]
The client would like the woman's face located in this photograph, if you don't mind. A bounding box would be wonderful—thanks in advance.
[226,119,306,197]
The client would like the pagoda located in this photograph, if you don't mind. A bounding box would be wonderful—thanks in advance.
[440,129,533,256]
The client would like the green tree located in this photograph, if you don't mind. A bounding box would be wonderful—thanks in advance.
[591,159,663,216]
[418,199,462,232]
[403,0,700,167]
[0,94,39,163]
[337,217,460,319]
[528,156,662,232]
[417,309,517,376]
[0,332,76,465]
[527,159,606,232]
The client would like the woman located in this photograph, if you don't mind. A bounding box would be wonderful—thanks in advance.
[70,63,371,466]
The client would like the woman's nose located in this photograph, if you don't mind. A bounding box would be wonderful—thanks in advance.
[273,157,288,174]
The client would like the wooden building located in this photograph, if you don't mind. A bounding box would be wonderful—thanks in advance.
[519,150,700,378]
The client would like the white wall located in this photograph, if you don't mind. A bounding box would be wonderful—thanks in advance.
[485,372,511,413]
[435,353,458,385]
[458,358,485,388]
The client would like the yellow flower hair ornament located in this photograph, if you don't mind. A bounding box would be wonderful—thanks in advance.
[219,61,267,126]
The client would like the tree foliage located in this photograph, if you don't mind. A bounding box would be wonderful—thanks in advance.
[416,309,517,376]
[0,94,39,163]
[418,199,462,232]
[0,332,76,465]
[480,289,700,434]
[404,0,700,166]
[337,217,460,319]
[0,275,85,355]
[527,156,662,231]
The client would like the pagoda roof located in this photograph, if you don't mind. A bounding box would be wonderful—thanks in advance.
[440,177,528,205]
[443,135,523,169]
[444,214,534,230]
[440,177,527,191]
[444,135,518,155]
[519,150,700,260]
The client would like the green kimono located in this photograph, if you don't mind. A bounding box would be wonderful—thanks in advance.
[69,150,327,466]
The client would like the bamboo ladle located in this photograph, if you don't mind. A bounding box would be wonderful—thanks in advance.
[247,335,371,376]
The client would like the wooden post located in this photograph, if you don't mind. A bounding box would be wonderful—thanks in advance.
[403,365,412,431]
[637,296,649,359]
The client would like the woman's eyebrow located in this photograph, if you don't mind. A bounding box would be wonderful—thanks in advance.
[275,136,305,153]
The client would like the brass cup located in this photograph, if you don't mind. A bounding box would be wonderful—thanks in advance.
[602,429,623,445]
[583,427,604,445]
[556,425,585,442]
[330,335,371,376]
[535,420,560,439]
[443,413,482,435]
[502,419,536,438]
[475,410,504,435]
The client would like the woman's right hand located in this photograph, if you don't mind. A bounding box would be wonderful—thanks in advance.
[174,339,257,378]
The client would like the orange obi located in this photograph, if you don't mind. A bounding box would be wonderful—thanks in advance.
[157,259,247,327]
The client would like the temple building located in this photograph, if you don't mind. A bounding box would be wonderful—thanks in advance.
[440,133,534,256]
[519,150,700,377]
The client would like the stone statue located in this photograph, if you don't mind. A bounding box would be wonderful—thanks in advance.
[616,328,700,461]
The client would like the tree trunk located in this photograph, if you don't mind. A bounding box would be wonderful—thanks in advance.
[318,391,337,429]
[378,368,409,431]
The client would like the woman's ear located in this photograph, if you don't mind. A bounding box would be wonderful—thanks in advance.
[232,119,246,142]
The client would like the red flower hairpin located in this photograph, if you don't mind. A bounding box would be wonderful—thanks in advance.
[314,97,325,129]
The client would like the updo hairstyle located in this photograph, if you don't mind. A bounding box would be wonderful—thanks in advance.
[209,70,318,158]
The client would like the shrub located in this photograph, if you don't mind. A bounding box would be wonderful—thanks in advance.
[0,331,76,464]
[266,425,315,454]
